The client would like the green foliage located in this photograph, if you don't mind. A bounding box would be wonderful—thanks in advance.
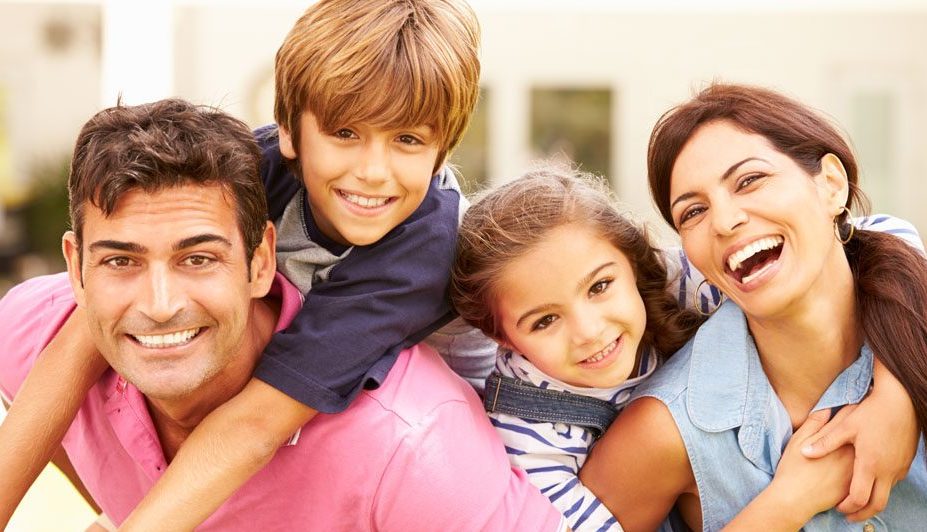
[20,156,70,269]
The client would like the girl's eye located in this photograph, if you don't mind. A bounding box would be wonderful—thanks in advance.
[531,314,558,331]
[334,128,357,140]
[589,279,612,296]
[182,255,214,267]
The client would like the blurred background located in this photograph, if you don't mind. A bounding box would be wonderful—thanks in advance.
[1,0,925,529]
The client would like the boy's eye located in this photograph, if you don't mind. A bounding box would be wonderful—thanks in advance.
[589,279,612,296]
[531,314,558,331]
[397,134,422,145]
[334,128,357,140]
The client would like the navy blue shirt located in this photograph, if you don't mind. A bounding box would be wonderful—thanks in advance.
[252,126,461,413]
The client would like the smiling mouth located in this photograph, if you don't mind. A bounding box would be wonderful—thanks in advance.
[726,236,784,284]
[130,327,202,349]
[580,337,620,365]
[338,190,395,209]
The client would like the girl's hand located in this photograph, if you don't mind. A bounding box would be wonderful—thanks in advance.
[800,361,918,521]
[771,409,855,520]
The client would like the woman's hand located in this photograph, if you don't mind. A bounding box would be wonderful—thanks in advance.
[800,360,918,520]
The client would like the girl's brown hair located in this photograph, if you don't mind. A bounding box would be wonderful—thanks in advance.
[451,164,701,361]
[648,82,927,442]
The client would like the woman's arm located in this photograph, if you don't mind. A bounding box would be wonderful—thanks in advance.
[724,409,855,531]
[800,358,918,520]
[0,308,107,527]
[118,379,316,531]
[580,397,696,532]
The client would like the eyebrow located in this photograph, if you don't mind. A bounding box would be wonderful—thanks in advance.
[173,234,233,252]
[87,240,146,254]
[514,262,615,329]
[669,157,768,211]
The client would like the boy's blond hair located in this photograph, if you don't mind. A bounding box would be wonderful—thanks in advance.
[274,0,481,171]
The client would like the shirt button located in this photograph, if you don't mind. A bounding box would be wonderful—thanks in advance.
[863,523,875,532]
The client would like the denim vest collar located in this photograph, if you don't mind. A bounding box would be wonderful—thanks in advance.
[687,300,874,475]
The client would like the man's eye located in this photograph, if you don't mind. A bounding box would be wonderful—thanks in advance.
[104,257,133,268]
[182,255,213,267]
[589,279,612,296]
[531,314,557,331]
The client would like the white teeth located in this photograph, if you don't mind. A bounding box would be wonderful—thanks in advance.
[727,236,784,272]
[583,340,617,364]
[133,328,200,348]
[340,191,390,208]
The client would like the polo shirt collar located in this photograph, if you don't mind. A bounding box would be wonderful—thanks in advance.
[686,300,874,475]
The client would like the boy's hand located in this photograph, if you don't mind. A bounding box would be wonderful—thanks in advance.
[800,362,918,521]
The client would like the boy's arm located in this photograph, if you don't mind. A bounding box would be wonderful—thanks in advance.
[491,412,620,531]
[119,379,316,531]
[0,308,106,527]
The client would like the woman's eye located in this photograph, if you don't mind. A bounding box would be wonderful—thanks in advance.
[678,206,706,226]
[736,173,764,191]
[590,279,612,296]
[532,314,558,331]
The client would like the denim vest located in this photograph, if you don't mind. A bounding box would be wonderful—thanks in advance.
[635,301,927,531]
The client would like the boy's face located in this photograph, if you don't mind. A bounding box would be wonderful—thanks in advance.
[279,111,442,246]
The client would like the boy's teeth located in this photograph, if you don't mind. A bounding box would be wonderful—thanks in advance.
[134,328,200,348]
[341,191,390,208]
[727,236,784,272]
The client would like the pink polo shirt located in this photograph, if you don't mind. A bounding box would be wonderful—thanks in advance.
[0,273,563,531]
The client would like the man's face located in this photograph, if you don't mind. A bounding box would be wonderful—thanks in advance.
[279,111,442,246]
[63,184,274,401]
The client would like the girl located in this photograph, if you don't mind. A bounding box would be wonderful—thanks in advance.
[451,164,923,531]
[580,84,927,531]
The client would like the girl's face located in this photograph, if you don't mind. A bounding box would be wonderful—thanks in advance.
[668,120,849,320]
[494,223,646,388]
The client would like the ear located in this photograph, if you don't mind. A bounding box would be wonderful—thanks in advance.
[819,153,850,214]
[249,221,277,299]
[62,231,87,308]
[278,125,297,160]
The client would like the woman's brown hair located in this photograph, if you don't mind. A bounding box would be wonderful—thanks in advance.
[647,82,927,443]
[451,164,701,362]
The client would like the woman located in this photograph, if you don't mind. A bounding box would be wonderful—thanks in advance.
[580,83,927,531]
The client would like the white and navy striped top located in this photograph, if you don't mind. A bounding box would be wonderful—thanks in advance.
[487,214,924,532]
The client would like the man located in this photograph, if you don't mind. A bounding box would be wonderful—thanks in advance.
[0,99,563,530]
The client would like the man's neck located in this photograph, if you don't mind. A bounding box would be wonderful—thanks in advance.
[146,296,280,461]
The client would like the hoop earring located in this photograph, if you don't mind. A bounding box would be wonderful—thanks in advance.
[833,206,854,244]
[693,278,721,317]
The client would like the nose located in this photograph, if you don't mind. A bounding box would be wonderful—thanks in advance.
[569,306,606,348]
[355,137,390,185]
[710,196,748,236]
[137,264,185,323]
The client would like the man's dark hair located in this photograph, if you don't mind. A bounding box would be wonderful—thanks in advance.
[68,98,267,262]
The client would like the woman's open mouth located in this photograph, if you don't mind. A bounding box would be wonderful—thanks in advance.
[725,236,784,284]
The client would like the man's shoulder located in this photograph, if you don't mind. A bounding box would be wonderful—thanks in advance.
[0,273,76,400]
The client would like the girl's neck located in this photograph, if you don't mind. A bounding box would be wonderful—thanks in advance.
[746,247,861,427]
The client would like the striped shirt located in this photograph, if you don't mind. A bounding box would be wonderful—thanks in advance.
[487,214,923,532]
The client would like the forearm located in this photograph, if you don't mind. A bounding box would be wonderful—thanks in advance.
[0,308,105,526]
[723,485,806,532]
[119,378,316,531]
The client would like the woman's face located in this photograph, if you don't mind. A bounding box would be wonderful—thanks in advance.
[667,120,849,320]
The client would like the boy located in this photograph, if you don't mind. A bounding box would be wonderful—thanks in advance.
[0,0,513,529]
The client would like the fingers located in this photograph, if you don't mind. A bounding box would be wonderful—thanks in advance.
[801,405,857,458]
[844,478,892,522]
[835,457,875,515]
[794,408,832,442]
